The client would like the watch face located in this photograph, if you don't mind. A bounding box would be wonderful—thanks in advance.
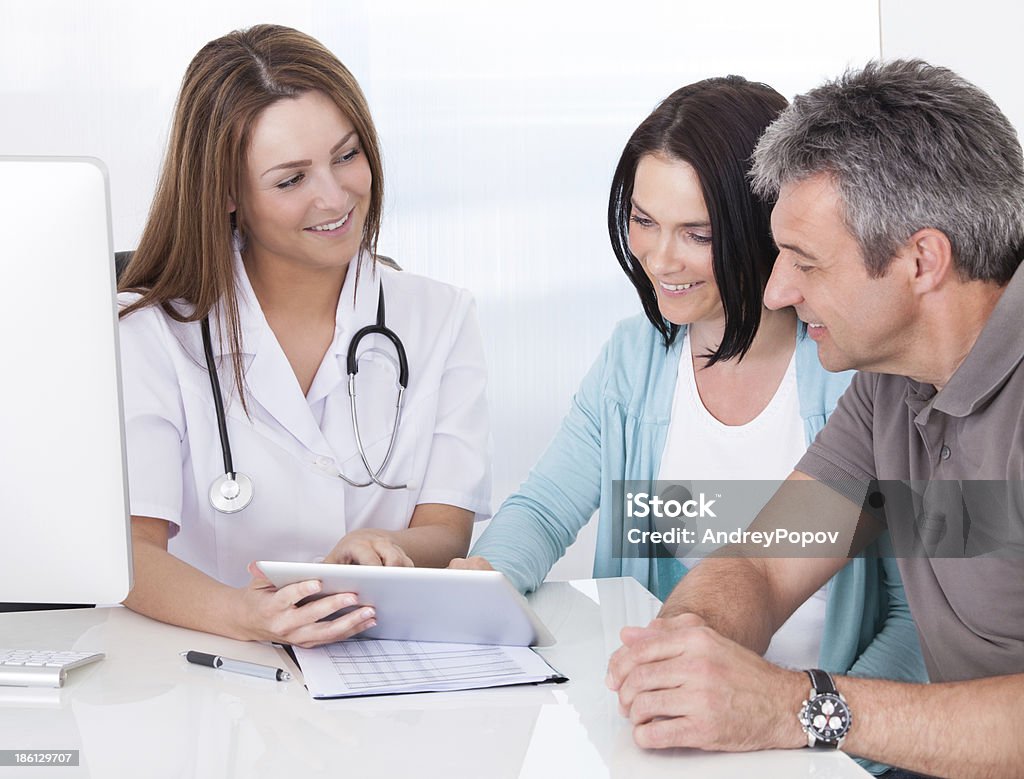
[803,693,851,741]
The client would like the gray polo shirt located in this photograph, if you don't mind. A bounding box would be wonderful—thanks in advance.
[797,263,1024,683]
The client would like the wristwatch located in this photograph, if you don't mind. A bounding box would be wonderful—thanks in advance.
[798,668,852,748]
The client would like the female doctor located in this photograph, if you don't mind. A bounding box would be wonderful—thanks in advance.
[118,25,490,647]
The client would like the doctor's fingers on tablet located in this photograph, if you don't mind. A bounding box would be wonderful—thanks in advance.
[325,536,414,567]
[257,581,350,624]
[447,556,494,571]
[287,604,378,649]
[371,541,413,567]
[256,590,374,647]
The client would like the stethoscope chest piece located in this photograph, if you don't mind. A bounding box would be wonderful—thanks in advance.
[209,473,254,513]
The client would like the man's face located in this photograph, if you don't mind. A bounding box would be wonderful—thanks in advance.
[764,174,915,374]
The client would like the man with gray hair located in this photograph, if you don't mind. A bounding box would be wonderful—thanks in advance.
[607,60,1024,778]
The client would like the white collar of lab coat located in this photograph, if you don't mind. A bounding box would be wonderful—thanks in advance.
[212,247,383,459]
[210,245,382,358]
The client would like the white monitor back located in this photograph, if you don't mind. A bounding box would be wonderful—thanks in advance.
[0,157,132,604]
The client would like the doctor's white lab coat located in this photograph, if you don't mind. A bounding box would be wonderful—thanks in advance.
[117,253,491,586]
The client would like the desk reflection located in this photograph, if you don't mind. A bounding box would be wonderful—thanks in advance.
[0,580,867,778]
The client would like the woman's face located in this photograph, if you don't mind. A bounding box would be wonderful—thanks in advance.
[238,90,372,273]
[628,153,723,328]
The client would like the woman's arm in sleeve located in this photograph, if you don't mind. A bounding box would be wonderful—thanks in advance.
[470,336,613,593]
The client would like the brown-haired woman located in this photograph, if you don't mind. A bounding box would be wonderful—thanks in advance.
[118,25,490,648]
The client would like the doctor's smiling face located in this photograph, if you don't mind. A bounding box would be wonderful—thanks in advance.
[629,153,722,328]
[238,89,372,275]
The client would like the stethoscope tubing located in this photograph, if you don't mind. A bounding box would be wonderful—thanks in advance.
[340,285,409,489]
[203,281,410,512]
[201,317,235,479]
[342,379,406,489]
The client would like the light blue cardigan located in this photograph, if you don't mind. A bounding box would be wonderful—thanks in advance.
[474,316,925,743]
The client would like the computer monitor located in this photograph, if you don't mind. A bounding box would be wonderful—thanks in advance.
[0,156,133,606]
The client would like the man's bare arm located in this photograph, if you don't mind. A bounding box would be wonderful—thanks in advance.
[608,619,1024,778]
[837,673,1024,778]
[658,472,871,652]
[611,470,1024,776]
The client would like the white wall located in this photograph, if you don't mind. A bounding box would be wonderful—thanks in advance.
[0,0,880,580]
[880,1,1024,132]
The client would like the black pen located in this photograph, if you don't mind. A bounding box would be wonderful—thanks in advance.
[181,650,292,681]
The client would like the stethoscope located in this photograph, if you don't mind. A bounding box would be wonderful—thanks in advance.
[201,283,410,513]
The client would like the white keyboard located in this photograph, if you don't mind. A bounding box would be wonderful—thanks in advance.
[0,649,105,688]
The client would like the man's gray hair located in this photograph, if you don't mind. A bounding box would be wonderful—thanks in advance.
[751,59,1024,283]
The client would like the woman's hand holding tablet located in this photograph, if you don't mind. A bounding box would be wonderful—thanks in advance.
[239,561,377,648]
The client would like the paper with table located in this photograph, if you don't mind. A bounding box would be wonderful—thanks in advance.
[294,638,567,699]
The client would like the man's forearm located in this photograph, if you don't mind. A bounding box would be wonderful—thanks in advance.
[658,472,857,652]
[658,557,780,654]
[836,673,1024,778]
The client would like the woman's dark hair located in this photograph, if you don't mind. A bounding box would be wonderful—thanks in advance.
[608,76,788,364]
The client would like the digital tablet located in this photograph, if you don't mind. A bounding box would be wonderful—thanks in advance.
[256,561,556,647]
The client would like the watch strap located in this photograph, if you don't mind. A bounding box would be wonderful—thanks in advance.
[806,668,836,695]
[801,668,847,749]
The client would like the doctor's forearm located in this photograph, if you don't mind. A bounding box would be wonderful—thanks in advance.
[388,503,474,567]
[124,539,252,639]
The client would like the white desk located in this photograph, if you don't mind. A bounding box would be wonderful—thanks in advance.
[0,578,868,778]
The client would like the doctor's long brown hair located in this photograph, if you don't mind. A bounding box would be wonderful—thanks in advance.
[118,24,384,410]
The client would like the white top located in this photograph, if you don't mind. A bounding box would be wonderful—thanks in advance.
[118,252,491,587]
[657,331,807,481]
[657,331,827,669]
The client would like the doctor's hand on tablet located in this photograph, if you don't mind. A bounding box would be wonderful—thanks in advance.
[240,561,377,648]
[324,529,415,567]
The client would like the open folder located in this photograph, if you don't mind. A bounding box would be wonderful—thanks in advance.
[293,638,567,699]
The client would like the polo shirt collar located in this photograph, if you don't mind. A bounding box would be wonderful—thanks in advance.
[932,261,1024,418]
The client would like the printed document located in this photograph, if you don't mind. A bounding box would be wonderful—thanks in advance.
[294,638,565,699]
